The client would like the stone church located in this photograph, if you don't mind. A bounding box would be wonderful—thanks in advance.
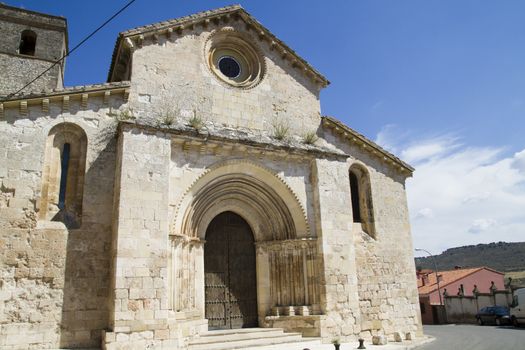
[0,3,422,349]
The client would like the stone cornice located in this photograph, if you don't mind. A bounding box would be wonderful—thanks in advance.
[108,5,329,88]
[118,121,348,161]
[0,82,130,117]
[322,116,414,175]
[0,13,67,32]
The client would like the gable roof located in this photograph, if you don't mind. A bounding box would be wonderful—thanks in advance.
[321,116,414,174]
[417,267,504,295]
[107,5,329,87]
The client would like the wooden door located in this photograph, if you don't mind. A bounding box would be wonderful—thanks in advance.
[204,212,258,329]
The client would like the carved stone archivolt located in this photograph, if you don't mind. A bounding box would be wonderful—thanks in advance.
[172,159,310,241]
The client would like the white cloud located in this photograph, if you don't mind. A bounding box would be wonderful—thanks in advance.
[468,219,497,234]
[371,100,384,111]
[400,136,460,164]
[375,124,401,154]
[376,126,525,254]
[415,208,434,219]
[512,149,525,172]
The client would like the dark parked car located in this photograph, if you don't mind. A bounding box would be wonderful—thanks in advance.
[476,306,510,326]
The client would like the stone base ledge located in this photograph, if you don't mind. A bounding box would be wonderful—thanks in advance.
[102,318,208,350]
[263,315,324,337]
[102,329,178,350]
[169,309,202,321]
[0,322,59,350]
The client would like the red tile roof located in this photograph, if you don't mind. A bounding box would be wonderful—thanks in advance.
[417,267,503,295]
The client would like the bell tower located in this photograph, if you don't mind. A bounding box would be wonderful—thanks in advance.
[0,3,68,97]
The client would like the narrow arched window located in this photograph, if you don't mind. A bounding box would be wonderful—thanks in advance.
[40,123,87,228]
[349,164,375,237]
[349,171,361,222]
[58,143,71,209]
[19,30,37,56]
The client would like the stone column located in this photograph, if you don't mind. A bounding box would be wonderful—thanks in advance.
[169,236,204,317]
[312,158,361,342]
[105,126,171,348]
[193,240,205,318]
[256,245,271,322]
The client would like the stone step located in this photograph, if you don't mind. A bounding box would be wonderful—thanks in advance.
[233,339,323,350]
[197,327,285,337]
[188,328,321,350]
[230,338,324,350]
[190,330,289,344]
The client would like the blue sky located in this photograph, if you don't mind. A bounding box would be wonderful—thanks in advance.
[5,0,525,254]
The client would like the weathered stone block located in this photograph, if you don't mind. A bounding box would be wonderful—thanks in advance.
[372,335,388,345]
[394,331,403,342]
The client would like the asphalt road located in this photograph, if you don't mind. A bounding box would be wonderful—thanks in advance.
[416,324,525,350]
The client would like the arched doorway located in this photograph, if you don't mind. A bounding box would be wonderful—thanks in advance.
[204,211,258,329]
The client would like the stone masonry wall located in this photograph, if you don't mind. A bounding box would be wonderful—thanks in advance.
[128,20,322,138]
[0,55,62,97]
[104,126,175,349]
[0,94,126,349]
[319,128,423,341]
[312,158,361,342]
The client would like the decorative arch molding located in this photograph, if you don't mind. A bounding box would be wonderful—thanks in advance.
[172,159,310,241]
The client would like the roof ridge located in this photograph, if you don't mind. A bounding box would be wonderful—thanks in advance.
[0,2,67,21]
[321,116,414,174]
[119,4,243,36]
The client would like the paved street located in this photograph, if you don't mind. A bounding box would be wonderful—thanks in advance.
[416,324,525,350]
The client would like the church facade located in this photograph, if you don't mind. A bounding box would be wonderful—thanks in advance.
[0,4,422,349]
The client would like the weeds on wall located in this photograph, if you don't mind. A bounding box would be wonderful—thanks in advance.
[188,109,204,131]
[272,120,290,141]
[302,130,318,145]
[156,99,178,126]
[158,112,176,126]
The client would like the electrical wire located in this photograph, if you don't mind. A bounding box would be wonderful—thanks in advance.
[2,0,138,102]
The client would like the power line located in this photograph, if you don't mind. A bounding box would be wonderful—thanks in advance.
[2,0,138,102]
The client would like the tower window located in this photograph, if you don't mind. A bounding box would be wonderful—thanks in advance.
[19,30,37,56]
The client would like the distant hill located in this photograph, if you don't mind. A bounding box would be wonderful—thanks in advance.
[415,241,525,274]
